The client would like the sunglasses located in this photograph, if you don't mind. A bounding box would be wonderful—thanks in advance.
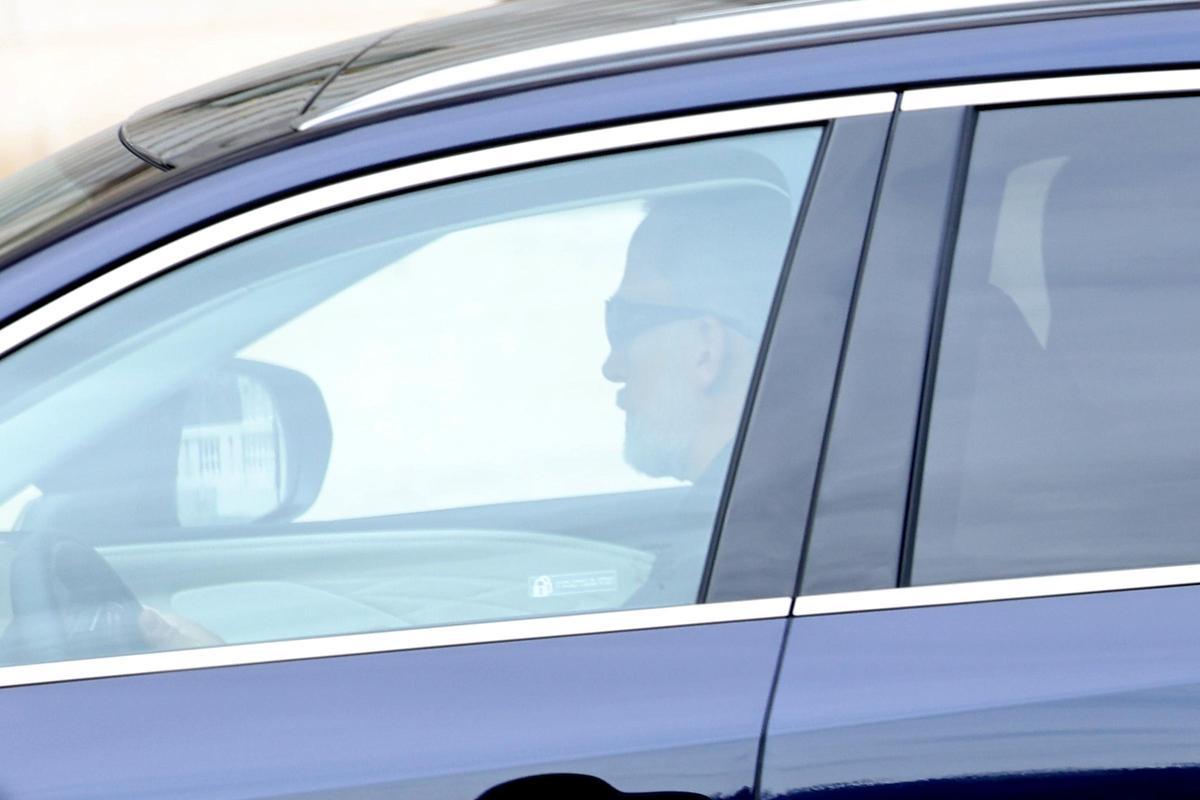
[605,298,741,350]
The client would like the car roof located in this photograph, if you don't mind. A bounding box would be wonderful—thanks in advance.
[120,0,1176,170]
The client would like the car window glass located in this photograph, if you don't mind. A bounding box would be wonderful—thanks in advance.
[914,97,1200,584]
[0,127,820,665]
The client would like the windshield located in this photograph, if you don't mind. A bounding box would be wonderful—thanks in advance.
[0,127,159,267]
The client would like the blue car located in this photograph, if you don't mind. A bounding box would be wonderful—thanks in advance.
[1,0,1199,796]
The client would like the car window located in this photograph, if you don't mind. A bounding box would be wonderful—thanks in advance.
[0,127,820,665]
[913,97,1200,584]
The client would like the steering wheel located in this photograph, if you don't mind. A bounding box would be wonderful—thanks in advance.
[1,531,147,665]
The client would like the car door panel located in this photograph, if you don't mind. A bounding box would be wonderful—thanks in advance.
[763,587,1200,796]
[0,619,784,799]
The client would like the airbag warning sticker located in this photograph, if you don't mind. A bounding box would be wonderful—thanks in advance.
[529,570,618,598]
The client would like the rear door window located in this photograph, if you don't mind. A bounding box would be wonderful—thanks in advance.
[914,97,1200,583]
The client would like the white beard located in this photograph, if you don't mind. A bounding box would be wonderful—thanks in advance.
[622,385,703,481]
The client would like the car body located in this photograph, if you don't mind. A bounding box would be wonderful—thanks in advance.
[1,0,1200,797]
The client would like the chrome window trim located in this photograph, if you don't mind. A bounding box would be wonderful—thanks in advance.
[297,0,1130,131]
[792,563,1200,617]
[902,68,1200,111]
[0,597,790,688]
[0,91,894,359]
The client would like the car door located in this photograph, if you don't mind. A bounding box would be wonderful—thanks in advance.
[762,69,1200,798]
[0,94,890,799]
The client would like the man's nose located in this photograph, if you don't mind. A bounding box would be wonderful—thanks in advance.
[602,346,624,383]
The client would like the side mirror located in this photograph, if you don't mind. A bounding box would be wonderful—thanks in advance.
[175,360,331,526]
[19,359,331,533]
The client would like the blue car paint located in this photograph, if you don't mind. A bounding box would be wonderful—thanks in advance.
[0,619,784,798]
[761,586,1200,796]
[3,9,1199,322]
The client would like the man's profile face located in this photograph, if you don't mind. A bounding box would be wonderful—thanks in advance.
[601,256,710,481]
[601,188,791,483]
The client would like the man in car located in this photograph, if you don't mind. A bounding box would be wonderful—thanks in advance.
[601,188,792,602]
[602,188,791,491]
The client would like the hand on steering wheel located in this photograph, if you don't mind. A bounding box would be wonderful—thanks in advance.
[2,531,148,665]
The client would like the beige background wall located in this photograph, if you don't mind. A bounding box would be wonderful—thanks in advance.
[0,0,496,178]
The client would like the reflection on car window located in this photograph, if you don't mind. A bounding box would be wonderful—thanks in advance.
[915,97,1200,584]
[0,127,820,666]
[0,128,159,266]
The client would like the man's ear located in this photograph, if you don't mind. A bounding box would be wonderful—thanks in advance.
[692,316,727,391]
